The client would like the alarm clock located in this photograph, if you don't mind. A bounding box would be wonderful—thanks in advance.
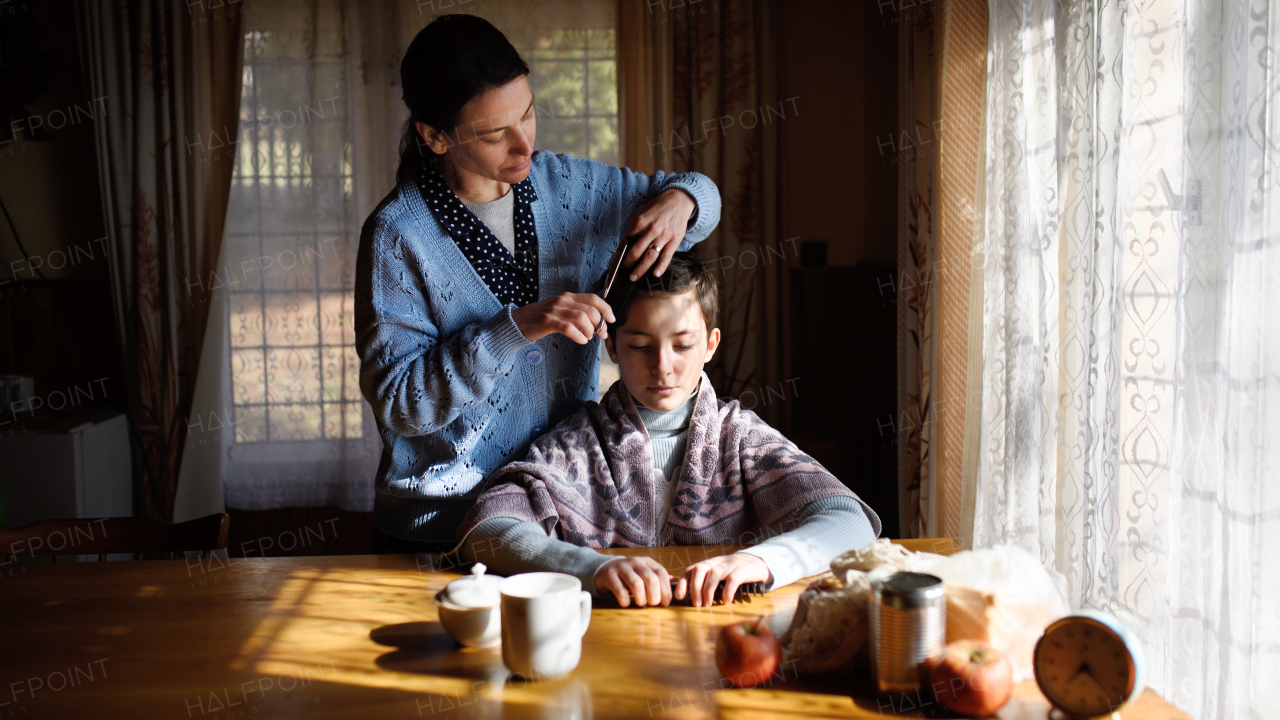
[1033,610,1146,718]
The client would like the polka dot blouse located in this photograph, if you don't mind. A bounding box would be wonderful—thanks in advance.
[416,160,540,307]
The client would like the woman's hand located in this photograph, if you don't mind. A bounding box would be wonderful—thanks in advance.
[512,292,616,343]
[594,556,673,608]
[675,553,772,607]
[622,188,697,281]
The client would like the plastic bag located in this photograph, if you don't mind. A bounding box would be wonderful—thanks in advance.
[909,544,1070,682]
[780,541,1069,681]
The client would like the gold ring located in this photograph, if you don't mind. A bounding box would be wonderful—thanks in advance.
[648,246,661,254]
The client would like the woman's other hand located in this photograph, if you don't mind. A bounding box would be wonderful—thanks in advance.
[512,292,616,343]
[623,188,697,281]
[594,556,673,607]
[675,553,771,607]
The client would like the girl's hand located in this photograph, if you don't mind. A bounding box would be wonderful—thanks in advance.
[622,188,697,281]
[675,553,772,607]
[512,292,616,343]
[594,556,672,608]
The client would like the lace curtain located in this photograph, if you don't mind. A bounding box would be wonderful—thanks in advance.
[174,0,618,517]
[978,0,1280,717]
[173,0,376,514]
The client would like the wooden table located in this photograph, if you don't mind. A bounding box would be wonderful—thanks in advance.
[1,539,1193,719]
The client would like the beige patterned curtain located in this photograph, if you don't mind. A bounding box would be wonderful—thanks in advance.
[616,0,784,423]
[78,1,244,520]
[896,0,987,542]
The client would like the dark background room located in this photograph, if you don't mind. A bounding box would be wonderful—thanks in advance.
[0,0,905,555]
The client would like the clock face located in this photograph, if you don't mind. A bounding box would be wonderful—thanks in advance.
[1034,616,1136,717]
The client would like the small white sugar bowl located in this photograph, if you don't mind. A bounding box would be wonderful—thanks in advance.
[434,563,503,648]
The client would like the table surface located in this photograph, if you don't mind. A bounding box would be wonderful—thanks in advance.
[1,538,1194,719]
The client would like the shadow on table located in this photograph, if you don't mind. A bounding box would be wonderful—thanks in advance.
[369,622,597,720]
[371,621,506,681]
[370,621,458,651]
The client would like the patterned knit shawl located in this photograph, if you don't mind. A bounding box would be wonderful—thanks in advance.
[454,372,881,548]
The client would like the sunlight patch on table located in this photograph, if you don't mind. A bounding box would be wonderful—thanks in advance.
[714,688,859,719]
[231,563,460,694]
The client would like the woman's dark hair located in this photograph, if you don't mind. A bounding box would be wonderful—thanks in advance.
[601,251,720,338]
[397,15,530,184]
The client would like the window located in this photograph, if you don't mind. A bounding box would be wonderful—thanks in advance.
[485,3,621,395]
[487,2,618,164]
[519,28,618,164]
[225,3,359,444]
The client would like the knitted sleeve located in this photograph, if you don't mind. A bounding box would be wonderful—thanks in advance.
[459,516,621,598]
[555,154,722,255]
[736,495,879,591]
[355,214,535,437]
[637,166,721,247]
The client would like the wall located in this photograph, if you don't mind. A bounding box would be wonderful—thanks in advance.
[779,0,898,267]
[0,2,108,280]
[779,0,900,536]
[0,2,123,420]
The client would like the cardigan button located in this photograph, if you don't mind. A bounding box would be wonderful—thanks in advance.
[525,348,543,366]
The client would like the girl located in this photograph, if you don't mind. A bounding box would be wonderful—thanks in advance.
[453,253,880,606]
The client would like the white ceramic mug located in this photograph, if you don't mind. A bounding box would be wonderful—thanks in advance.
[498,572,592,680]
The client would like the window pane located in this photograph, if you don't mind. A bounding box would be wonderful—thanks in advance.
[588,117,618,165]
[532,61,586,116]
[230,295,265,347]
[490,7,617,164]
[538,118,587,159]
[268,403,322,441]
[263,292,321,347]
[585,28,614,53]
[587,61,617,115]
[321,345,360,402]
[318,292,351,346]
[229,0,360,443]
[527,28,589,60]
[231,349,266,404]
[234,406,267,443]
[311,177,353,235]
[266,347,321,404]
[260,233,318,291]
[322,402,363,439]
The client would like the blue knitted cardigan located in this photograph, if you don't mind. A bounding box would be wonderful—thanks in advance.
[355,151,722,542]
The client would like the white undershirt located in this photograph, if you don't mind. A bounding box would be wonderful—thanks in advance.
[463,189,517,258]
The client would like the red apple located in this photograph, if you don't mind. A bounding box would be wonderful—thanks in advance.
[927,640,1014,717]
[715,616,782,688]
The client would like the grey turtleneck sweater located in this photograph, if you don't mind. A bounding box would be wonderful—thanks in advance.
[633,382,698,541]
[459,382,878,597]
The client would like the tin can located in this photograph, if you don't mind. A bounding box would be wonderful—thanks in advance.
[868,571,946,693]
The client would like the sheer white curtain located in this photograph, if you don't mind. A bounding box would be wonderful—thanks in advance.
[174,0,619,519]
[175,0,378,515]
[978,0,1280,718]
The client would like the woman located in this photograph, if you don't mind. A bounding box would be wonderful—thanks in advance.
[355,14,721,552]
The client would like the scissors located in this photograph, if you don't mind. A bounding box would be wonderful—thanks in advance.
[595,236,634,335]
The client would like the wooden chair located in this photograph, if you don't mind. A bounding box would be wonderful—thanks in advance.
[0,513,230,562]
